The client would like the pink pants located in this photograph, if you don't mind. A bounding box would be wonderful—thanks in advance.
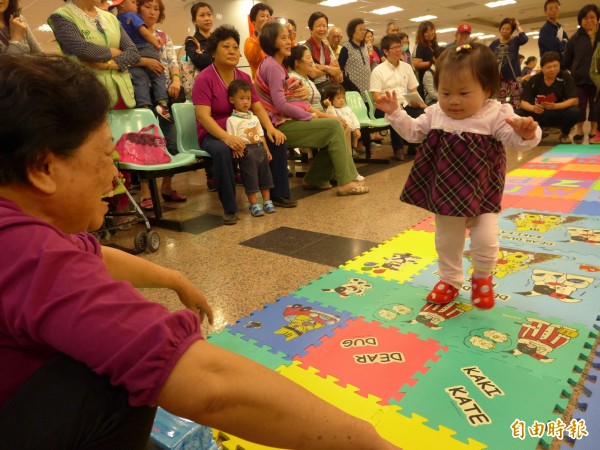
[434,213,499,289]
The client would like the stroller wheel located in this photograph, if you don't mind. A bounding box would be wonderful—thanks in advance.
[147,230,160,253]
[134,231,147,252]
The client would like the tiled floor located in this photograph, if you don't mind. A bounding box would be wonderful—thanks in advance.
[105,139,554,335]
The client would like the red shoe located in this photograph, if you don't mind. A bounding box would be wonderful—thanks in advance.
[426,281,459,305]
[471,275,495,310]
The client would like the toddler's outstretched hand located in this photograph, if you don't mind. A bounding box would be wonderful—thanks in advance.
[505,116,538,141]
[376,91,399,115]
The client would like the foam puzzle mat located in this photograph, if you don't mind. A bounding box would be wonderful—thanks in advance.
[208,144,600,449]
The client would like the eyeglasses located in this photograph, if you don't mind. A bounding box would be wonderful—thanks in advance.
[388,45,403,51]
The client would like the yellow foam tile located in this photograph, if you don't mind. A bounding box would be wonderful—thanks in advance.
[507,168,557,178]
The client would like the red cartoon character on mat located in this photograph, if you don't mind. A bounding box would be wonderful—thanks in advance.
[508,318,578,363]
[580,264,600,273]
[361,253,421,273]
[407,301,473,330]
[273,304,340,341]
[517,269,594,303]
[322,278,373,297]
[566,227,600,245]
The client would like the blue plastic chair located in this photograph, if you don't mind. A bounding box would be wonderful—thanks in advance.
[344,91,390,163]
[171,103,211,158]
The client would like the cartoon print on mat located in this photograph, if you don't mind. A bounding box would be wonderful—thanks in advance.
[273,304,341,341]
[504,211,584,233]
[322,278,373,297]
[374,303,413,321]
[508,318,579,363]
[516,269,595,303]
[465,328,512,352]
[580,264,600,273]
[406,302,473,330]
[361,252,421,273]
[566,227,600,245]
[464,247,560,278]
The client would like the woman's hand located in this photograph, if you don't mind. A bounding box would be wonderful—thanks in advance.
[223,135,246,157]
[168,76,181,99]
[266,127,286,145]
[174,279,214,325]
[9,15,27,42]
[266,148,273,161]
[376,91,400,115]
[110,47,123,58]
[289,83,309,100]
[140,57,165,76]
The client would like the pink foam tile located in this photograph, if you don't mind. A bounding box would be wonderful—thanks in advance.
[501,194,521,209]
[554,170,600,181]
[412,215,436,232]
[512,196,578,213]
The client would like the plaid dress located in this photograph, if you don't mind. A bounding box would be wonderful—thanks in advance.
[400,129,506,216]
[387,100,542,217]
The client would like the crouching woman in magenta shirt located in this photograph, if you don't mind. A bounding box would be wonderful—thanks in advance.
[256,21,368,195]
[0,54,401,450]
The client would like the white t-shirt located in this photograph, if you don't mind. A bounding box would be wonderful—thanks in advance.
[370,59,419,107]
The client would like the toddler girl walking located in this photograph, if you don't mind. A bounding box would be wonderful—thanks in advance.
[376,43,541,309]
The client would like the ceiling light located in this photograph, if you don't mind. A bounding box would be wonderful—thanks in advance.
[438,41,447,46]
[409,15,437,22]
[485,0,516,8]
[436,28,457,34]
[470,32,484,37]
[371,6,404,15]
[533,35,539,39]
[478,34,497,39]
[37,24,53,32]
[525,31,539,35]
[319,0,357,7]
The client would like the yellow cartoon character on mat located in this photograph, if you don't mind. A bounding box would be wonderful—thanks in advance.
[493,249,535,278]
[273,304,340,341]
[362,253,421,274]
[322,278,373,297]
[508,318,578,363]
[376,304,413,321]
[507,212,566,233]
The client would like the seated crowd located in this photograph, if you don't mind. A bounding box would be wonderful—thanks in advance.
[4,0,588,224]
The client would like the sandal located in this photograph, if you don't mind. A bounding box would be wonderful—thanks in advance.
[161,190,187,202]
[426,281,459,305]
[337,185,369,196]
[559,135,572,144]
[303,182,333,190]
[471,275,495,310]
[140,198,154,211]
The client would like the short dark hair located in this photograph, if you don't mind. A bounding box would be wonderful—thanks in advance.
[206,25,240,55]
[499,17,516,32]
[259,21,285,57]
[0,55,110,185]
[288,18,297,30]
[434,42,499,98]
[346,18,364,40]
[2,0,20,23]
[380,33,403,52]
[250,3,273,23]
[540,51,561,67]
[228,79,252,97]
[578,4,600,26]
[323,84,345,102]
[308,12,328,30]
[285,45,309,70]
[544,0,560,11]
[138,0,165,23]
[525,56,537,64]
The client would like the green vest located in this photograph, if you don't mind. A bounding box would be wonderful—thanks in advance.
[49,6,135,108]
